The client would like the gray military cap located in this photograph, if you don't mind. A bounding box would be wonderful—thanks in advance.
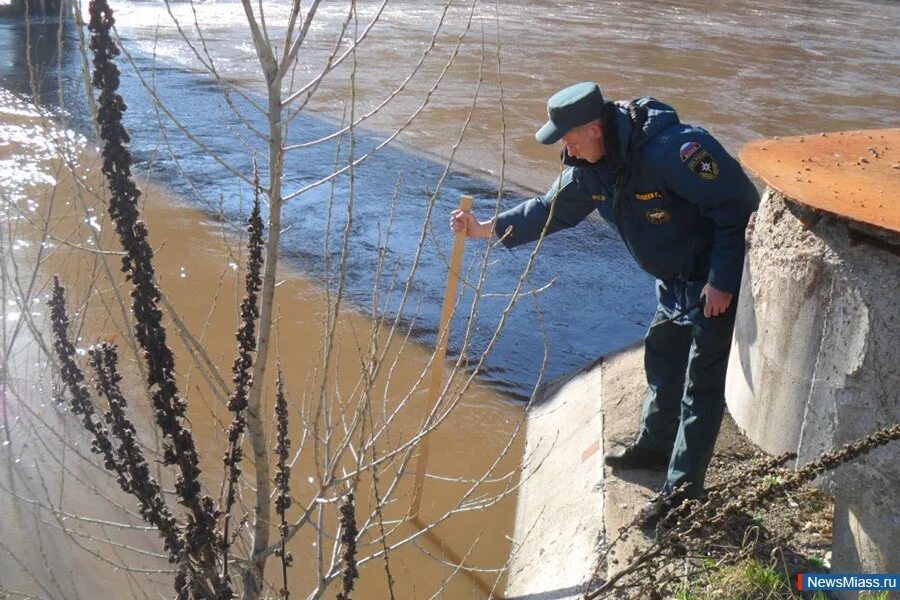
[535,82,605,145]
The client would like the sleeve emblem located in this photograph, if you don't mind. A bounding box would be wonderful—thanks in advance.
[680,141,720,180]
[688,150,720,180]
[679,141,702,161]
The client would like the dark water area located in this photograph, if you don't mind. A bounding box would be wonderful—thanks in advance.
[0,19,80,101]
[0,17,654,401]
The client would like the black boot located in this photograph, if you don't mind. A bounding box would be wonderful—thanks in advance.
[604,443,670,470]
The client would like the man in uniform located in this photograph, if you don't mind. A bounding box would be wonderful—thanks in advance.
[451,82,758,525]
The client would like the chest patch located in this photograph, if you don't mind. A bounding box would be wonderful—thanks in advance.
[645,207,671,225]
[635,191,663,201]
[592,193,607,202]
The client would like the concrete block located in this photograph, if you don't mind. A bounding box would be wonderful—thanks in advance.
[726,189,900,583]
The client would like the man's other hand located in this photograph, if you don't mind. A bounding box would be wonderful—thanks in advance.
[701,283,733,318]
[450,210,493,239]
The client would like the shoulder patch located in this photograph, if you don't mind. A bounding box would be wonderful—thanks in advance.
[680,141,719,180]
[687,150,719,181]
[679,141,702,162]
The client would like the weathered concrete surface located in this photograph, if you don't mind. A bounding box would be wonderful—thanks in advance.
[505,359,605,600]
[506,343,757,597]
[725,189,900,580]
[598,344,661,571]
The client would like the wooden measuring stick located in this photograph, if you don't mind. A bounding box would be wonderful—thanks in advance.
[409,194,473,518]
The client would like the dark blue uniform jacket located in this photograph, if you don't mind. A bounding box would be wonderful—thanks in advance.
[495,98,759,302]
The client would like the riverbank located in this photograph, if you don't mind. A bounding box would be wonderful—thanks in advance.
[506,344,836,599]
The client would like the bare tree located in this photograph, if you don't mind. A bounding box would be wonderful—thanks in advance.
[1,0,543,598]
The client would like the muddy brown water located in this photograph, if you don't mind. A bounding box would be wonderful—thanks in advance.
[1,1,899,597]
[0,97,521,597]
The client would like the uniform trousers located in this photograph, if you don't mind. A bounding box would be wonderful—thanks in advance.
[634,278,738,499]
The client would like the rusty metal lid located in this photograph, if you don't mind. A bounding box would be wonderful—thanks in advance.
[740,129,900,233]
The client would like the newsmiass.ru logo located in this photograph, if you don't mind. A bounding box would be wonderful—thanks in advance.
[798,574,899,591]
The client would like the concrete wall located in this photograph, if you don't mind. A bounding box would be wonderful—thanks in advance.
[726,189,900,578]
[505,360,605,600]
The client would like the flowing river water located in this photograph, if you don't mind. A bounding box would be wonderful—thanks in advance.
[0,1,898,598]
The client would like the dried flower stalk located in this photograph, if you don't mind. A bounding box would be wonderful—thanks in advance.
[273,366,293,599]
[336,493,359,600]
[222,168,265,579]
[85,0,224,594]
[89,341,182,558]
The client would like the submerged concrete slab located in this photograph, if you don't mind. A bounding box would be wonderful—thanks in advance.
[505,359,605,600]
